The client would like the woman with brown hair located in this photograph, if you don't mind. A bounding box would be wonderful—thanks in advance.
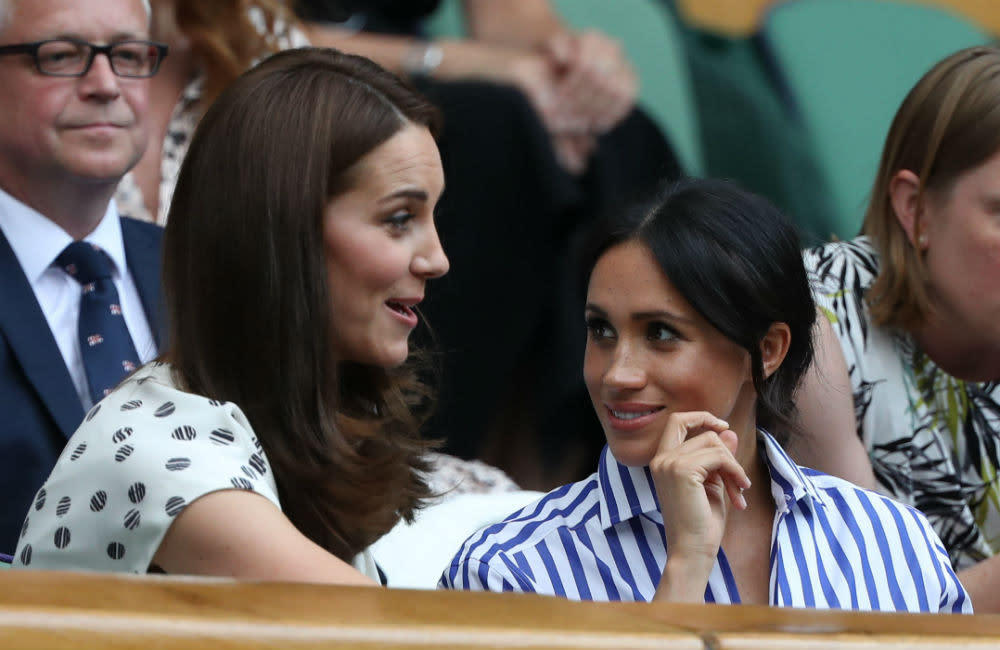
[15,47,449,582]
[795,45,1000,611]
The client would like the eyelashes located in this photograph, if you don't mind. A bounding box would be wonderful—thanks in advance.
[646,322,679,343]
[585,317,614,341]
[384,210,414,232]
[584,317,680,344]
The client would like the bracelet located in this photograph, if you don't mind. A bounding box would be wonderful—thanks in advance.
[402,40,443,78]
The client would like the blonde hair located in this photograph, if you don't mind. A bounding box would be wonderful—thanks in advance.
[863,46,1000,330]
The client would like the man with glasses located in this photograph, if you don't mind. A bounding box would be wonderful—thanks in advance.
[0,0,167,555]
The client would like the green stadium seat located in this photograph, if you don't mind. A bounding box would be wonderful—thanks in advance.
[760,0,992,238]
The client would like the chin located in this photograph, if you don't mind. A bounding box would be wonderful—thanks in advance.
[605,436,657,468]
[67,156,138,182]
[371,343,411,369]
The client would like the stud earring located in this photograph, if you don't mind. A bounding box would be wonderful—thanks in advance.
[918,233,928,247]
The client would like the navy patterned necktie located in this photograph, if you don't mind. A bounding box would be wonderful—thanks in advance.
[55,241,140,404]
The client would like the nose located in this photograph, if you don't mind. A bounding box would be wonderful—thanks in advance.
[412,224,450,279]
[603,342,646,390]
[78,52,122,100]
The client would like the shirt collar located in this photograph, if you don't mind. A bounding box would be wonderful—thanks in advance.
[0,186,126,284]
[597,429,827,530]
[758,429,828,514]
[597,445,661,530]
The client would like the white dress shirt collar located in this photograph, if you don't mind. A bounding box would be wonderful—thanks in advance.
[0,186,126,285]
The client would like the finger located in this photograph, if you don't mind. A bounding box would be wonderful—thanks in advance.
[564,33,625,96]
[717,429,739,457]
[701,461,750,513]
[542,30,575,68]
[703,472,727,510]
[651,442,750,500]
[726,479,748,511]
[687,445,751,491]
[592,79,637,133]
[655,411,731,456]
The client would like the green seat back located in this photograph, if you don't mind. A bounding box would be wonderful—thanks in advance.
[424,0,703,175]
[761,0,991,238]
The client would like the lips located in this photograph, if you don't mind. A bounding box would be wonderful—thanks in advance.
[603,403,665,432]
[385,298,420,328]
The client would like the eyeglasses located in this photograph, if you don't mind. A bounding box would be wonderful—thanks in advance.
[0,38,168,78]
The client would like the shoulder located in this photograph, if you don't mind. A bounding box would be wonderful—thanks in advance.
[119,216,165,251]
[803,467,946,548]
[120,215,164,236]
[78,363,273,490]
[800,468,971,613]
[441,476,602,590]
[803,236,880,287]
[14,363,279,573]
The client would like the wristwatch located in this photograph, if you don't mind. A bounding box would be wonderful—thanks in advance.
[402,40,443,78]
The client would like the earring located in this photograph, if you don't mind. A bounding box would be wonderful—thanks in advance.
[918,233,928,248]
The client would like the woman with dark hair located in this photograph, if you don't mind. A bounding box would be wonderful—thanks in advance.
[14,47,449,583]
[442,177,969,612]
[795,45,1000,612]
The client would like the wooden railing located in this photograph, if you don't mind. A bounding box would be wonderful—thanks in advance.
[2,570,1000,649]
[677,0,1000,37]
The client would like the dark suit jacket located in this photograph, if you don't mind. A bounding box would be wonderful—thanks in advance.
[0,217,164,553]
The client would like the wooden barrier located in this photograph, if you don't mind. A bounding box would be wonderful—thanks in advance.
[677,0,1000,37]
[2,570,1000,649]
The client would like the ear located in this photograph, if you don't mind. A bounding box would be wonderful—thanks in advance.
[888,169,928,250]
[760,322,791,379]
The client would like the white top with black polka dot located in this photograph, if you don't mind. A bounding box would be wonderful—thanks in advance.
[13,362,281,574]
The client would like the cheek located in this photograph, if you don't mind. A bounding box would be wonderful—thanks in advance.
[930,222,1000,295]
[6,87,57,139]
[123,84,150,121]
[326,231,396,286]
[372,249,412,286]
[658,348,744,409]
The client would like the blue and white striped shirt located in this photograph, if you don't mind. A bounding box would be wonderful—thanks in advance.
[441,432,971,613]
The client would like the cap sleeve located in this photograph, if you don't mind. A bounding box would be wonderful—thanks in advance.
[14,364,280,574]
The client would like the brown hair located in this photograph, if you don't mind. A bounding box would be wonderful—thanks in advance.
[163,47,442,562]
[862,46,1000,330]
[175,0,289,108]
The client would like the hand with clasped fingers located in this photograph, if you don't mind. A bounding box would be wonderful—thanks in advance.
[650,411,752,603]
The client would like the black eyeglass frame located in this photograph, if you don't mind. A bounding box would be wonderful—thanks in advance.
[0,38,169,78]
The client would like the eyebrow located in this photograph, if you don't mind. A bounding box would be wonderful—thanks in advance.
[50,31,149,43]
[584,303,694,324]
[378,188,429,204]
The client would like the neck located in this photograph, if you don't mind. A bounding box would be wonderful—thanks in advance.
[2,177,114,240]
[725,437,775,532]
[730,395,760,471]
[913,312,1000,382]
